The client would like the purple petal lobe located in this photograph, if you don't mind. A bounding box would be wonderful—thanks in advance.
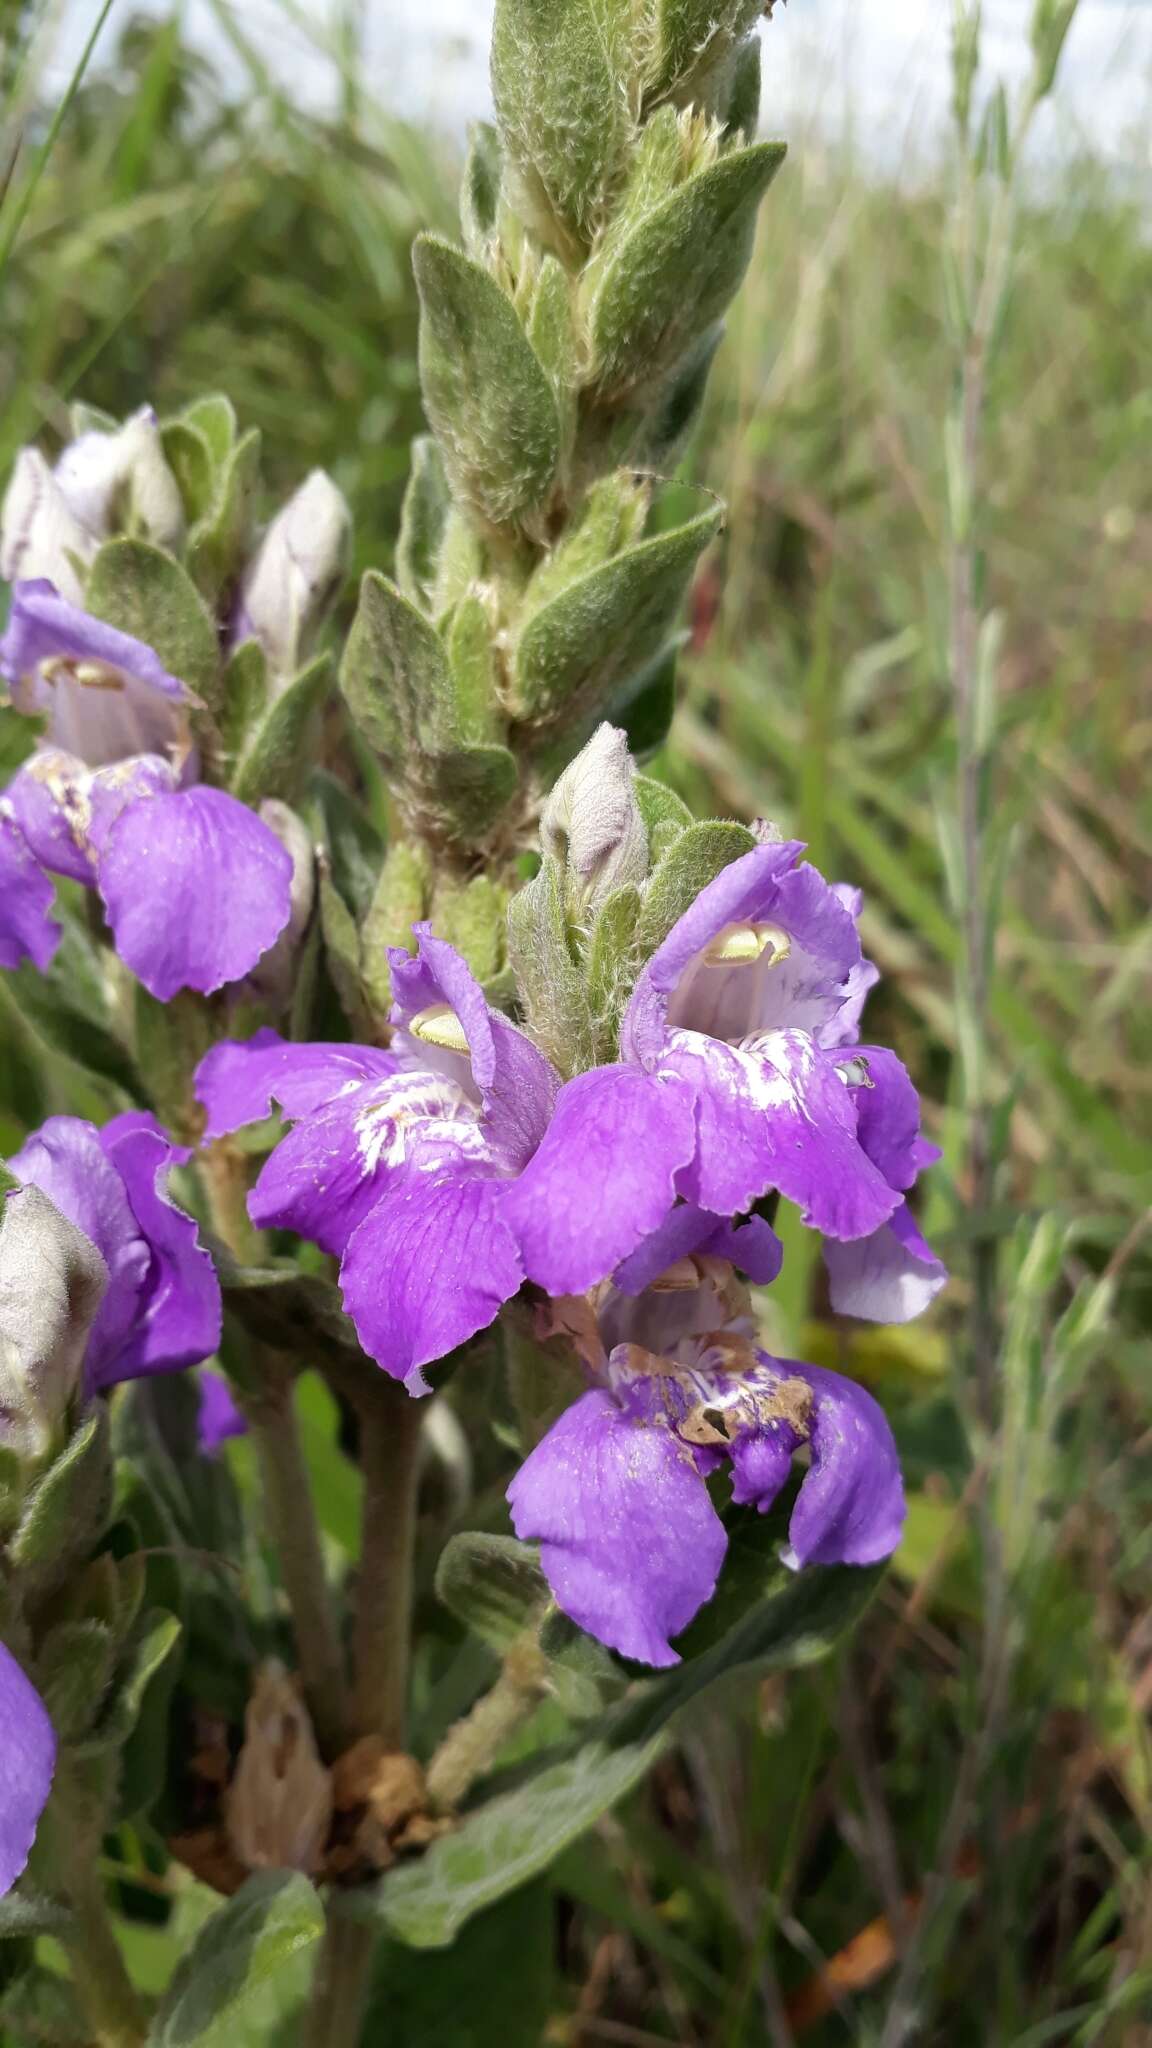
[824,1201,947,1324]
[502,1064,698,1296]
[844,1045,926,1193]
[665,1029,901,1239]
[760,1353,906,1568]
[4,757,97,885]
[339,1174,523,1382]
[195,1030,401,1142]
[197,1369,247,1457]
[97,1112,221,1384]
[729,1425,798,1512]
[508,1391,728,1667]
[391,926,559,1166]
[0,812,60,969]
[97,785,293,999]
[1,579,191,765]
[249,1070,484,1258]
[10,1117,149,1387]
[0,1644,55,1896]
[622,841,804,1067]
[613,1203,782,1295]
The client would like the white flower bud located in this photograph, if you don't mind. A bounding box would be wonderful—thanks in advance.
[0,450,96,604]
[239,471,350,687]
[53,406,185,551]
[541,722,649,917]
[0,1186,107,1464]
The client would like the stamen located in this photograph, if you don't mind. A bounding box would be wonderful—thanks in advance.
[408,1003,471,1056]
[702,920,792,968]
[650,1257,705,1293]
[74,662,126,693]
[836,1055,874,1090]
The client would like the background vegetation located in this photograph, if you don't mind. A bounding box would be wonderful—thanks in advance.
[1,4,1149,2041]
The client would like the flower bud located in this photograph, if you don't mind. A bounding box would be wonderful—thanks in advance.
[53,406,185,550]
[238,470,350,686]
[0,451,95,604]
[541,722,649,920]
[0,1185,107,1465]
[226,1663,333,1876]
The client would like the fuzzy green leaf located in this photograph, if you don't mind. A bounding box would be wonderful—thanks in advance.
[634,773,693,842]
[160,421,216,526]
[507,858,596,1075]
[147,1872,324,2048]
[426,743,519,843]
[396,435,451,615]
[218,637,270,768]
[341,568,446,760]
[437,1533,551,1652]
[510,504,720,730]
[0,1891,73,1940]
[230,652,333,805]
[637,818,756,953]
[35,1621,117,1742]
[653,0,762,95]
[180,393,238,467]
[85,538,219,700]
[186,427,262,606]
[371,1716,669,1947]
[414,235,561,529]
[360,838,432,1016]
[367,1886,555,2047]
[589,141,786,400]
[491,0,633,255]
[87,1608,182,1754]
[10,1409,112,1592]
[461,121,504,258]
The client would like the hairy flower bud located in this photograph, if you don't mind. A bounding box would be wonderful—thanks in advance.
[0,1184,107,1465]
[541,722,648,919]
[53,406,185,550]
[239,470,350,685]
[0,451,95,604]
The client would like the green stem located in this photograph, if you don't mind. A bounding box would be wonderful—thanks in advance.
[301,1894,378,2048]
[301,1378,424,2048]
[426,1642,548,1812]
[47,1792,148,2048]
[349,1377,424,1747]
[244,1366,351,1759]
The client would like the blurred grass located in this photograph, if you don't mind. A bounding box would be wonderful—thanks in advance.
[1,6,1150,2044]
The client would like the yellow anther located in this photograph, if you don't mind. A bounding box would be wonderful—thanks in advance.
[702,920,792,968]
[650,1257,705,1293]
[408,1003,471,1056]
[74,662,125,693]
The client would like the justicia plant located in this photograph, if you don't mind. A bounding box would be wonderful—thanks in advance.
[0,2,948,2042]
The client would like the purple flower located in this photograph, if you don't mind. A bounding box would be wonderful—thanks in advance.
[197,1369,248,1458]
[0,580,293,999]
[0,1642,56,1896]
[507,1259,905,1667]
[9,1110,221,1392]
[503,842,944,1321]
[0,1107,221,1896]
[196,926,706,1390]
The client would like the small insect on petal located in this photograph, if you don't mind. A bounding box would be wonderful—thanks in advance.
[703,920,792,968]
[408,1002,471,1056]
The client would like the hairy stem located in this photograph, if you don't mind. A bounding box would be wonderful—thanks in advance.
[199,1141,349,1754]
[245,1365,351,1759]
[64,1864,149,2048]
[300,1894,379,2048]
[426,1642,548,1812]
[350,1377,424,1748]
[300,1378,425,2048]
[45,1770,149,2048]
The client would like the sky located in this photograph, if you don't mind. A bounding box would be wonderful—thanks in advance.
[54,0,1152,175]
